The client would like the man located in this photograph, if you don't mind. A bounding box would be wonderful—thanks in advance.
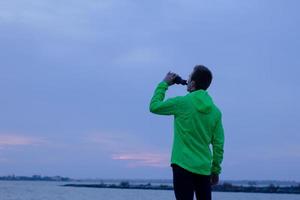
[149,65,224,200]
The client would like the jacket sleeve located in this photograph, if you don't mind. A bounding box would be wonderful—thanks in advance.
[149,81,181,115]
[211,114,225,174]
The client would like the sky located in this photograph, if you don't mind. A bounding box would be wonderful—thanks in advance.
[0,0,300,181]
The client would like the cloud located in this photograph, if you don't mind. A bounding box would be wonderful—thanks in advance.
[0,1,116,41]
[0,133,47,163]
[114,47,166,66]
[0,157,9,163]
[0,1,112,23]
[0,134,46,146]
[85,131,130,152]
[112,152,169,168]
[85,130,170,167]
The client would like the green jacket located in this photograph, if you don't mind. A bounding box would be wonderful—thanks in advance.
[149,81,224,175]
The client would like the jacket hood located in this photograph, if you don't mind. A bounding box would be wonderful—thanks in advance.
[188,90,214,113]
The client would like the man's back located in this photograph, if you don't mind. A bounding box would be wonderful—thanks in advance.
[170,88,223,176]
[150,81,224,175]
[150,67,224,200]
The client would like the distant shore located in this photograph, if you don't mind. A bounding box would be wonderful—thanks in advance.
[0,175,71,181]
[1,175,300,194]
[62,181,300,195]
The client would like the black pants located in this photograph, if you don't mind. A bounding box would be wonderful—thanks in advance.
[171,164,211,200]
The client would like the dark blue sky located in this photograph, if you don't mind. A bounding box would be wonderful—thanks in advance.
[0,0,300,180]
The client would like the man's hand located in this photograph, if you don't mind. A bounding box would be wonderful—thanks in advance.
[163,71,178,86]
[210,174,219,186]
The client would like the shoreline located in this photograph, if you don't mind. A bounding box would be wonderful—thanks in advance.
[62,182,300,195]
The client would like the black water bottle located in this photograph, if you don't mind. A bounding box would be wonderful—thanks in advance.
[174,76,187,85]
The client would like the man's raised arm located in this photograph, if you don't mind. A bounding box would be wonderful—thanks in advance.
[149,81,181,115]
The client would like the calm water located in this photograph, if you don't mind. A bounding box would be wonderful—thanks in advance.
[0,181,299,200]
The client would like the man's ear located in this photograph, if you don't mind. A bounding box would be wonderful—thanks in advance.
[191,80,196,88]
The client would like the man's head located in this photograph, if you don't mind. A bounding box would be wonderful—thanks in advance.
[187,65,213,92]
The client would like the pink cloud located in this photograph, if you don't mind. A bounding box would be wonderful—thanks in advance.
[85,131,171,168]
[112,152,169,168]
[87,133,122,146]
[85,131,145,152]
[0,156,9,163]
[0,134,45,146]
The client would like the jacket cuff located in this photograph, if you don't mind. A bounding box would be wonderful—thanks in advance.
[158,81,169,88]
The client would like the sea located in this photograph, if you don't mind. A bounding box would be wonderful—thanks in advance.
[1,180,300,200]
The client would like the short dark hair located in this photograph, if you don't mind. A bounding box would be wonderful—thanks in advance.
[191,65,213,90]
